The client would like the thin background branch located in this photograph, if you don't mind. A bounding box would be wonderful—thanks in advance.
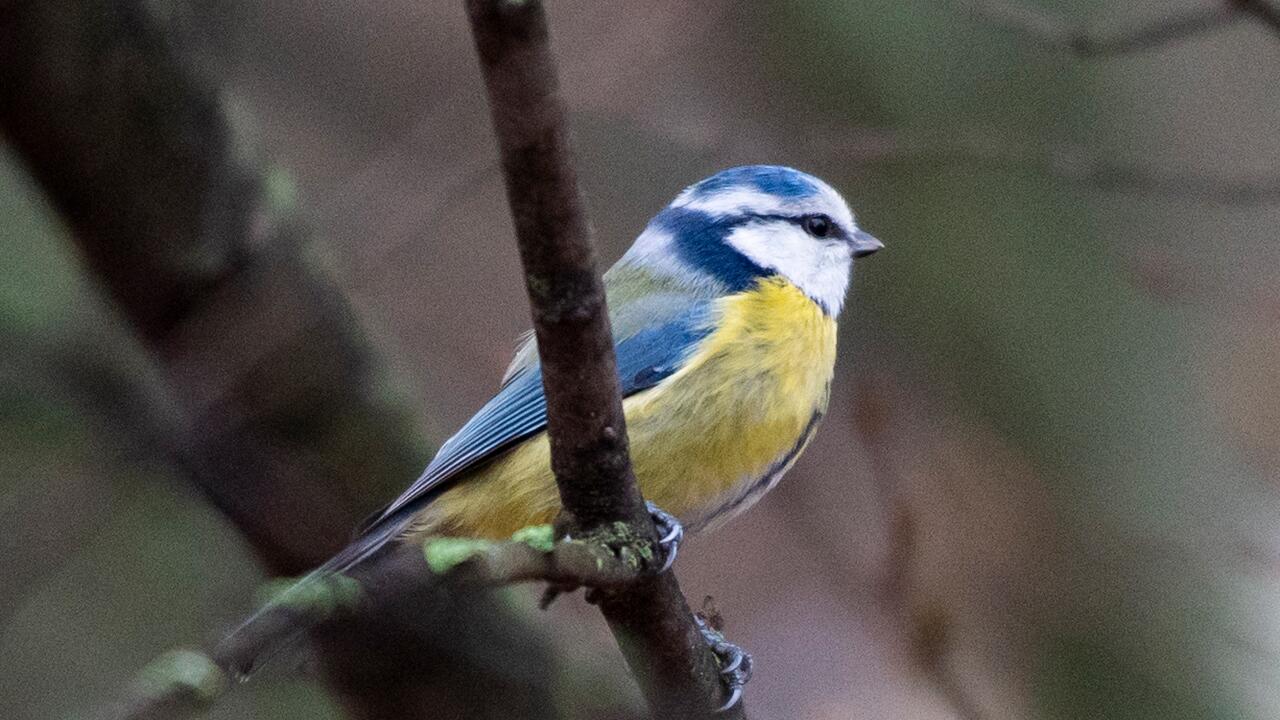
[800,127,1280,206]
[1233,0,1280,34]
[961,0,1279,56]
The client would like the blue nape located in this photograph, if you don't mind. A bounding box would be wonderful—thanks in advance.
[654,207,768,292]
[690,165,819,200]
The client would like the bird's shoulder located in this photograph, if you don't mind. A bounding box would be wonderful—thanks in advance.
[501,261,721,384]
[363,265,719,530]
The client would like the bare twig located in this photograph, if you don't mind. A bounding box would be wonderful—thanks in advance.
[464,1,740,717]
[660,115,1279,207]
[802,127,1280,206]
[950,2,1280,205]
[960,1,1249,55]
[1232,0,1280,34]
[103,529,654,720]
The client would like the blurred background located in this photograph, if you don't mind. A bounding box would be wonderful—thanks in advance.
[3,1,1280,718]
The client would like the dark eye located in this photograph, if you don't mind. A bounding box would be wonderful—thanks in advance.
[802,214,834,238]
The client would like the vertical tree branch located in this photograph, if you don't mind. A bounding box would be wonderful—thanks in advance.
[466,0,645,533]
[464,1,741,717]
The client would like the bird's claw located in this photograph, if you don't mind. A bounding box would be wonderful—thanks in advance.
[695,614,753,712]
[646,500,683,573]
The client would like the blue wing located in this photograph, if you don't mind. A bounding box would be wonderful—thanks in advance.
[360,301,713,532]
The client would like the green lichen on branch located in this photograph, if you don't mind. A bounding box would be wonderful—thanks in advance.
[132,649,226,704]
[254,573,363,617]
[510,524,556,552]
[582,520,655,571]
[419,522,654,588]
[424,537,495,574]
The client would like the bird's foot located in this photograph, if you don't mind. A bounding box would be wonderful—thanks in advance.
[694,612,752,712]
[646,501,684,573]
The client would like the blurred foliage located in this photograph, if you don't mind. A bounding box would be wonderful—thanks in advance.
[769,2,1273,718]
[0,151,343,720]
[4,1,1280,718]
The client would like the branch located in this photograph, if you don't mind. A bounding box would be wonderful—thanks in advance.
[0,1,606,718]
[961,1,1252,55]
[800,127,1280,206]
[464,1,740,718]
[1233,0,1280,34]
[102,528,651,720]
[424,529,655,588]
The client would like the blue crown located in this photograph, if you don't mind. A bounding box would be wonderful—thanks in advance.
[685,165,821,202]
[646,166,829,291]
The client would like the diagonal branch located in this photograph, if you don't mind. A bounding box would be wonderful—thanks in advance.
[102,528,652,720]
[798,127,1280,206]
[1232,0,1280,34]
[464,1,741,717]
[961,1,1254,55]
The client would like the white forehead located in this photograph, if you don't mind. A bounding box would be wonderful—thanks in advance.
[672,168,858,232]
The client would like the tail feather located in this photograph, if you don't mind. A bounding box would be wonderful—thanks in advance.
[219,515,411,676]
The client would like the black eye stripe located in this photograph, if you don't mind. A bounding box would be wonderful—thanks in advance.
[751,213,847,240]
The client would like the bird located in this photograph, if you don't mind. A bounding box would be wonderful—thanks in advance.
[235,166,880,703]
[334,164,882,570]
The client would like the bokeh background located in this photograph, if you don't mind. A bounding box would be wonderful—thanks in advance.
[3,1,1280,718]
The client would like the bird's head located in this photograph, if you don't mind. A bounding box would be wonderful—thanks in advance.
[624,165,881,316]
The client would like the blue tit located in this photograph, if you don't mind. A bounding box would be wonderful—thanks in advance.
[331,164,881,571]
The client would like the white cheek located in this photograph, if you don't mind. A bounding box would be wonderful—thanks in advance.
[726,226,852,314]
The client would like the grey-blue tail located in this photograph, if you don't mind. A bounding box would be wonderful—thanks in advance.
[220,515,410,677]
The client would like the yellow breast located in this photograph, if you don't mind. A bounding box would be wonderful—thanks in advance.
[407,276,838,540]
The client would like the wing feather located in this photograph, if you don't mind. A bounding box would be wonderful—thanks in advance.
[359,300,713,533]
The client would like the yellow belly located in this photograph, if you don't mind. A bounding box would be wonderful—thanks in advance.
[406,276,838,540]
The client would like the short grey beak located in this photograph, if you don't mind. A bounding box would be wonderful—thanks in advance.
[852,229,883,258]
